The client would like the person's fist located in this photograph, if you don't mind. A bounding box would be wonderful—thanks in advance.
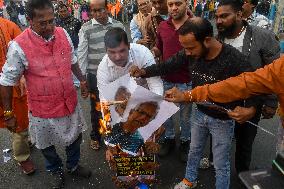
[164,87,186,103]
[129,65,146,78]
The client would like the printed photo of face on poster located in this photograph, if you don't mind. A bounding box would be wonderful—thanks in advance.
[105,86,179,155]
[100,74,138,125]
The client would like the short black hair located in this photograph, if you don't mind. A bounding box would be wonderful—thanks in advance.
[57,3,68,10]
[178,18,213,42]
[104,27,128,49]
[218,0,244,12]
[250,0,259,6]
[26,0,54,19]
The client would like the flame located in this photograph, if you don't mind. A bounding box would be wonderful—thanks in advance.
[97,102,112,135]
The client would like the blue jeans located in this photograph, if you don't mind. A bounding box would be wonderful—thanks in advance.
[185,109,234,189]
[41,134,82,172]
[163,81,192,142]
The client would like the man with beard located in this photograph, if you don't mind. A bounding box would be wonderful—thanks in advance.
[143,0,169,49]
[215,0,280,175]
[130,17,259,189]
[78,0,124,151]
[165,55,284,158]
[150,0,193,162]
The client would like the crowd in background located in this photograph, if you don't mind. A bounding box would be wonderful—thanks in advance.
[0,0,279,27]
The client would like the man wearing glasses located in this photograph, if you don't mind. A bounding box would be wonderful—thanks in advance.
[78,0,124,151]
[0,0,90,188]
[105,101,160,155]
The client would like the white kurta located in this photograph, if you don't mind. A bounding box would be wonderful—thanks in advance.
[0,28,87,149]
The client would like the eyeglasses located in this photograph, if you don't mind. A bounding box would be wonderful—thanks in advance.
[134,108,153,119]
[91,8,106,13]
[38,19,55,28]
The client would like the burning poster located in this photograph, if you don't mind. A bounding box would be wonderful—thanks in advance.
[100,74,138,126]
[104,85,179,155]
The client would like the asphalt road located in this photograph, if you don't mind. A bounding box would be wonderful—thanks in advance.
[0,91,280,189]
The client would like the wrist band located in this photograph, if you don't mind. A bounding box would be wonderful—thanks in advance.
[4,110,14,118]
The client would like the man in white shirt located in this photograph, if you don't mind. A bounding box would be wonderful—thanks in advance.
[97,27,163,99]
[77,0,124,151]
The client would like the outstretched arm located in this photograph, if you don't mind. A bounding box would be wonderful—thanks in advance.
[164,56,284,105]
[190,56,284,103]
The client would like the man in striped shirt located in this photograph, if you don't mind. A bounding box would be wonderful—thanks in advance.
[78,0,124,150]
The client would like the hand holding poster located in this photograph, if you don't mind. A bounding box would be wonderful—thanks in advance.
[101,75,179,155]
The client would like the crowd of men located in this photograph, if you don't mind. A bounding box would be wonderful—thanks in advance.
[0,0,283,189]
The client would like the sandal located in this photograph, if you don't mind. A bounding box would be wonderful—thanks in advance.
[90,140,100,150]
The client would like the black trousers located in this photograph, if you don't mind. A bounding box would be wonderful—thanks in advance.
[87,73,102,142]
[234,121,258,174]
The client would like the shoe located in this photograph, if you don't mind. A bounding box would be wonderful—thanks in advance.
[18,158,35,175]
[179,140,190,163]
[199,157,213,169]
[50,171,64,189]
[69,165,92,178]
[158,139,175,157]
[90,140,100,150]
[174,178,197,189]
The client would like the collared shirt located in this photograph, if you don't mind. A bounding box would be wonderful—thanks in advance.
[144,10,168,49]
[130,17,143,43]
[0,28,84,150]
[130,12,148,43]
[0,28,77,86]
[156,16,192,83]
[77,17,124,75]
[97,43,163,97]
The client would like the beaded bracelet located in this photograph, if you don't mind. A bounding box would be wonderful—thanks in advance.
[3,110,14,117]
[183,90,193,102]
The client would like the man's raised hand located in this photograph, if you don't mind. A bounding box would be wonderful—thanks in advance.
[129,65,146,78]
